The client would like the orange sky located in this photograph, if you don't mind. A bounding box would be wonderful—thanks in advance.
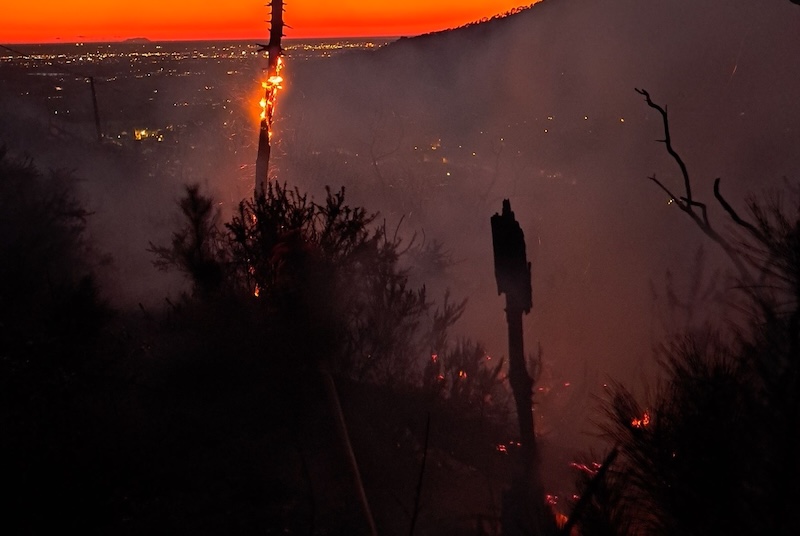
[3,1,536,44]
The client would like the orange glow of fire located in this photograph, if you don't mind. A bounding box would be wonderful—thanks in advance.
[631,410,651,429]
[554,511,569,530]
[259,56,284,132]
[248,265,260,298]
[569,461,601,476]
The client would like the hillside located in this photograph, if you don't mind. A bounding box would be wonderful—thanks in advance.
[281,0,800,400]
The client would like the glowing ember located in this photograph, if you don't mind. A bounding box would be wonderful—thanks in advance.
[631,410,651,428]
[248,265,260,297]
[569,461,602,476]
[554,511,568,529]
[134,128,161,141]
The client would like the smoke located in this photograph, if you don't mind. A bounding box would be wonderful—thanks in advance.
[272,0,800,445]
[1,0,799,451]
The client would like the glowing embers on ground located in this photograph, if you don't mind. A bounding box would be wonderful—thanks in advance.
[569,460,602,476]
[495,440,521,454]
[631,410,651,429]
[133,127,165,142]
[247,219,261,298]
[259,55,284,137]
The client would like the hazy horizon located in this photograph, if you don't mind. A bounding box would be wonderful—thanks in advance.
[2,35,404,46]
[4,1,536,45]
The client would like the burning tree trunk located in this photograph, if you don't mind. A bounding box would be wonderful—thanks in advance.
[491,200,554,535]
[255,0,285,192]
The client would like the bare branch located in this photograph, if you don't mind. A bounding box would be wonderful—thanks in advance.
[635,88,693,208]
[636,88,752,283]
[682,198,710,227]
[713,178,765,242]
[648,174,682,208]
[408,412,431,536]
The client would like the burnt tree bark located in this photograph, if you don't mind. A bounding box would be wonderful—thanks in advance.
[491,200,554,535]
[492,200,535,462]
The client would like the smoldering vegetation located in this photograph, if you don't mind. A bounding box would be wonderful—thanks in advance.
[2,0,800,534]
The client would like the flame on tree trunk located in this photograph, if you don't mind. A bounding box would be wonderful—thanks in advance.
[253,8,375,526]
[255,0,285,192]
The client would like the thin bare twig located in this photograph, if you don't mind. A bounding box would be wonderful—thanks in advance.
[561,447,619,536]
[713,178,765,242]
[409,412,431,536]
[635,88,693,208]
[648,174,679,204]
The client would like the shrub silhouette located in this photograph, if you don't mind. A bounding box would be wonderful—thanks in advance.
[147,182,514,535]
[149,184,226,298]
[0,145,109,365]
[0,146,116,534]
[573,93,800,536]
[151,182,473,384]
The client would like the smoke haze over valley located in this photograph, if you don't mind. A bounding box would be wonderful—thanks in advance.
[3,0,800,439]
[2,1,800,531]
[272,0,800,444]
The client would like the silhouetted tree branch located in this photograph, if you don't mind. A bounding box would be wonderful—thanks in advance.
[634,88,693,208]
[635,88,752,282]
[148,184,226,298]
[586,88,800,536]
[713,178,766,243]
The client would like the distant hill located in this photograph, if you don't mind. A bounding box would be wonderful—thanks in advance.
[290,0,800,196]
[282,0,800,391]
[121,37,151,44]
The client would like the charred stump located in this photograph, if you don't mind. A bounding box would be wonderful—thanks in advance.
[491,199,554,535]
